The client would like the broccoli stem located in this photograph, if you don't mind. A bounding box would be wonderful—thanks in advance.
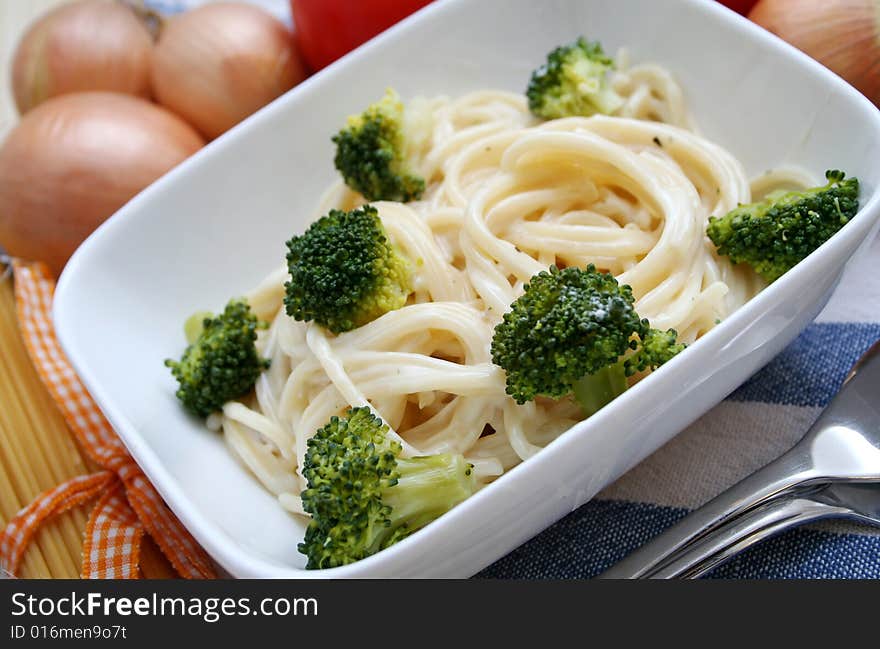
[572,361,628,417]
[379,454,475,549]
[183,311,213,344]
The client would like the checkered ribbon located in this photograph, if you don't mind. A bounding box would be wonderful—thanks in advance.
[0,261,216,579]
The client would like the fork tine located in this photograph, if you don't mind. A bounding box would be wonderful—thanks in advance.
[647,491,851,579]
[634,481,880,579]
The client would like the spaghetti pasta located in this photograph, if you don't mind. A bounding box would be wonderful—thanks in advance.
[210,57,812,518]
[0,263,176,578]
[0,269,88,578]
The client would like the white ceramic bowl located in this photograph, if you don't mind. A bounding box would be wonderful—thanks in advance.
[54,0,880,578]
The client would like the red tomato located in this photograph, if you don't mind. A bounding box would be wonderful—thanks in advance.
[291,0,434,72]
[715,0,759,14]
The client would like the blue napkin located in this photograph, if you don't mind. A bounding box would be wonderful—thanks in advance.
[481,235,880,579]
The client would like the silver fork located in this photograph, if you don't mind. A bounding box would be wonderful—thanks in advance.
[599,338,880,579]
[632,480,880,579]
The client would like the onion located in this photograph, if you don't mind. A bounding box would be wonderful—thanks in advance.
[0,93,205,277]
[748,0,880,106]
[151,2,307,140]
[11,0,154,115]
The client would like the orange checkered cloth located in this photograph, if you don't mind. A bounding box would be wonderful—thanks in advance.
[0,261,216,579]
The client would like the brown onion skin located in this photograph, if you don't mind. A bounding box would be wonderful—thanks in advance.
[151,2,307,140]
[749,0,880,106]
[11,0,154,115]
[0,93,205,277]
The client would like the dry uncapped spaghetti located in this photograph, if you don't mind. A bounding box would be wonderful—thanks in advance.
[1,264,176,578]
[0,271,89,578]
[213,57,809,516]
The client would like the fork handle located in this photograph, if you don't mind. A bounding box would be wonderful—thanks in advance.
[598,449,817,579]
[647,495,847,579]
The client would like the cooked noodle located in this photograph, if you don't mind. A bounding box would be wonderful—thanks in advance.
[213,57,812,515]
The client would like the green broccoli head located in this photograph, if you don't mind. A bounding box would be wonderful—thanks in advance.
[490,265,683,414]
[332,88,426,202]
[284,204,412,334]
[165,300,270,418]
[707,170,860,283]
[526,37,624,120]
[298,407,477,570]
[490,265,641,403]
[624,327,686,376]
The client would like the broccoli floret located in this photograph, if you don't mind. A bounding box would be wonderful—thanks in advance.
[165,300,270,417]
[284,204,412,334]
[298,407,477,570]
[332,88,426,202]
[707,170,860,283]
[624,327,685,375]
[526,37,624,120]
[490,265,684,415]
